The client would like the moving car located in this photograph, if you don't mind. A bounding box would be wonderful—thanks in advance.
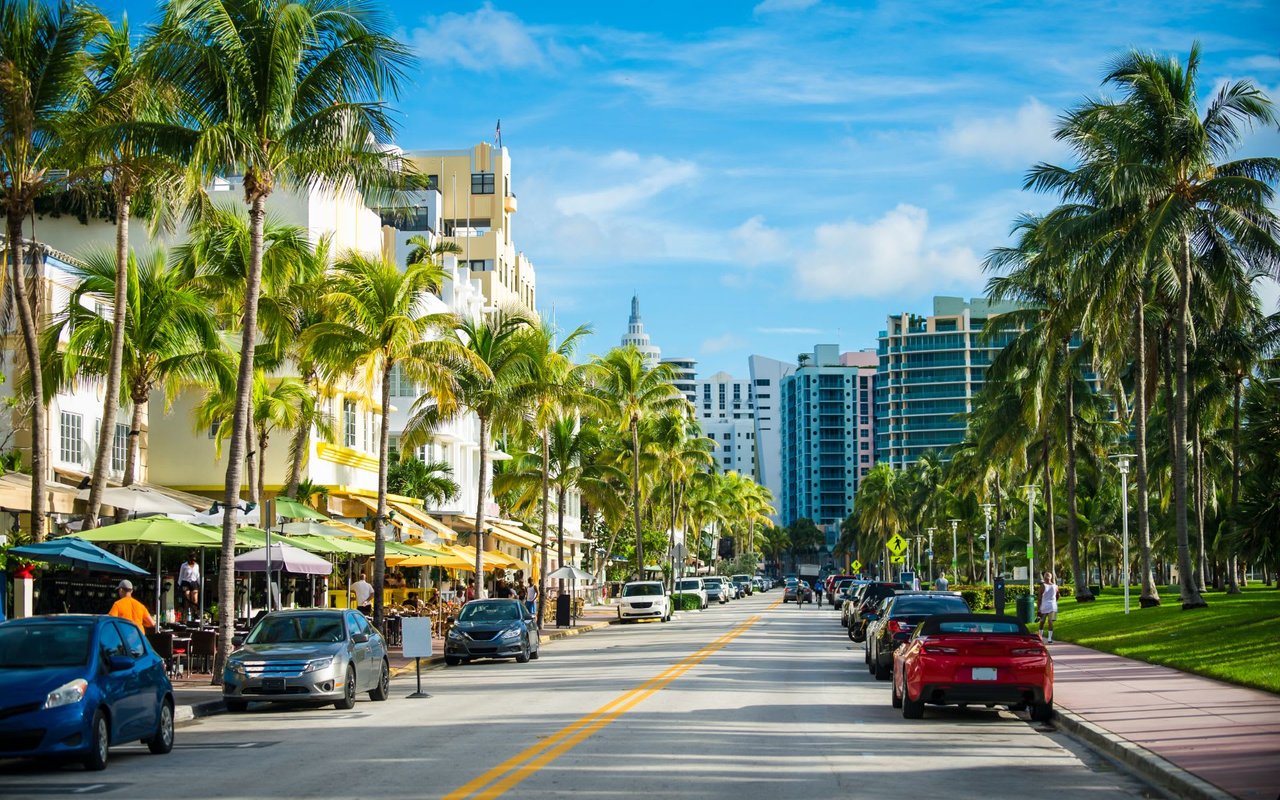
[0,615,174,770]
[673,577,709,610]
[847,581,907,642]
[225,609,391,710]
[783,579,814,604]
[446,599,540,664]
[617,581,672,622]
[703,576,731,604]
[865,591,971,679]
[892,614,1053,721]
[731,575,754,596]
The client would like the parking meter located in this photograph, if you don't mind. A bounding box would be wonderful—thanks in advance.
[993,575,1007,616]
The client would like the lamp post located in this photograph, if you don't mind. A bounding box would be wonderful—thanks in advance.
[981,503,994,586]
[948,518,960,579]
[1110,454,1134,615]
[1023,485,1037,592]
[926,526,936,582]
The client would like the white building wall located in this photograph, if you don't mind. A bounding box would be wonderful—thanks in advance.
[748,355,795,522]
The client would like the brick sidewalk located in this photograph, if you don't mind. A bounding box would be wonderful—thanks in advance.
[1051,642,1280,800]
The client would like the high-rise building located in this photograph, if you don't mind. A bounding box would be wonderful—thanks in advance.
[748,355,794,522]
[661,356,698,404]
[875,296,1022,469]
[693,371,756,475]
[780,346,877,540]
[620,295,662,367]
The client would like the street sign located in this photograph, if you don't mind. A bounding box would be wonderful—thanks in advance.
[890,554,905,564]
[887,534,908,556]
[1026,545,1034,559]
[852,559,862,572]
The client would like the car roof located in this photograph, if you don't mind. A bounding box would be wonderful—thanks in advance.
[624,580,664,586]
[916,614,1029,636]
[0,614,103,626]
[891,590,961,597]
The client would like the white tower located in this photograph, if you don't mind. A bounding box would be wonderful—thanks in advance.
[621,294,662,367]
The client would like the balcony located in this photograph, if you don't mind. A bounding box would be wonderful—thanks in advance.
[504,193,518,213]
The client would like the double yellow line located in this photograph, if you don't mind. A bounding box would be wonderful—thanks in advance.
[443,607,775,800]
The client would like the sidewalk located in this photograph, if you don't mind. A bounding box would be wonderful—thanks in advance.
[170,606,618,720]
[1050,641,1280,800]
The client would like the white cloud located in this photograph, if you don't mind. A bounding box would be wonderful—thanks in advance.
[757,326,821,335]
[730,215,786,267]
[1228,54,1280,72]
[555,152,698,217]
[754,0,819,14]
[700,333,747,354]
[410,4,564,71]
[942,98,1068,169]
[794,204,980,299]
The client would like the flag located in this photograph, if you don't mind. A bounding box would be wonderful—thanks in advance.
[495,119,502,148]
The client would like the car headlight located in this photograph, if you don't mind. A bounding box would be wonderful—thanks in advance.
[44,678,88,710]
[302,656,334,674]
[499,626,522,640]
[447,628,466,640]
[227,660,247,677]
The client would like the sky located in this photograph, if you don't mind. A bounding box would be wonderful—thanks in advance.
[101,0,1280,375]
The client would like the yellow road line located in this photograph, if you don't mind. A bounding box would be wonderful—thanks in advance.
[444,601,780,800]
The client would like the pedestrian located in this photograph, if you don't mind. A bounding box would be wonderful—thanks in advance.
[108,579,156,631]
[934,572,949,591]
[350,572,374,615]
[1038,571,1059,643]
[177,551,200,620]
[464,578,477,602]
[525,581,538,616]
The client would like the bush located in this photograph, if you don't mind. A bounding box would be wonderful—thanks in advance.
[949,584,993,610]
[672,593,702,611]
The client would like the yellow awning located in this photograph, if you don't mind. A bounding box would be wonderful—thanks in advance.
[387,500,458,542]
[447,544,520,573]
[489,522,540,549]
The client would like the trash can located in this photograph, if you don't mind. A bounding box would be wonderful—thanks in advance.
[1015,594,1034,624]
[993,576,1007,616]
[556,594,571,628]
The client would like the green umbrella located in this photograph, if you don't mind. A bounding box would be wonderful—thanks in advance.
[76,517,222,547]
[282,534,356,555]
[274,497,329,521]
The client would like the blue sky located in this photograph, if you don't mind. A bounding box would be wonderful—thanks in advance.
[104,0,1280,375]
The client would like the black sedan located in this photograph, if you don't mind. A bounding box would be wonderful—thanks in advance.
[847,581,907,642]
[865,592,971,679]
[445,599,540,665]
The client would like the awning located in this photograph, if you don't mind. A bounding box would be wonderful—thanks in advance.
[386,500,457,542]
[1,472,80,514]
[447,544,518,573]
[488,522,540,550]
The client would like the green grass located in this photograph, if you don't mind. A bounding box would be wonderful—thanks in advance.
[1052,586,1280,694]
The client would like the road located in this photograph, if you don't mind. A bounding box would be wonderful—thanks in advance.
[0,593,1162,799]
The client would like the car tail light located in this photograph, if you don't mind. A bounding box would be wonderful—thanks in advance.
[887,619,904,634]
[1011,646,1047,656]
[922,644,958,655]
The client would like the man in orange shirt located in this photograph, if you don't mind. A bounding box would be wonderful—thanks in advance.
[108,579,155,630]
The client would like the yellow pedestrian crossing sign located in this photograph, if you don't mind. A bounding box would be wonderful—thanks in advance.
[852,559,862,572]
[887,534,908,556]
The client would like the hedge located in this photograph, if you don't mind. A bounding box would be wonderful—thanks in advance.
[672,593,703,611]
[947,583,1073,610]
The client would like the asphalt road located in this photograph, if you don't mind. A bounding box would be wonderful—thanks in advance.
[0,593,1162,799]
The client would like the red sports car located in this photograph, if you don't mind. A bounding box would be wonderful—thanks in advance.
[892,613,1053,721]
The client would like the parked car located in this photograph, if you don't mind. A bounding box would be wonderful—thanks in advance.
[783,580,814,604]
[837,580,868,621]
[893,613,1053,721]
[847,582,907,642]
[731,575,754,596]
[829,578,856,607]
[0,615,174,770]
[703,576,731,604]
[445,599,540,664]
[617,581,672,622]
[673,578,709,610]
[865,592,971,679]
[752,576,766,593]
[824,574,855,597]
[225,609,390,709]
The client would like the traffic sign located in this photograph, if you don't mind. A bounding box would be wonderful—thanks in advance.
[890,554,905,564]
[852,559,862,572]
[887,534,908,556]
[1026,545,1034,559]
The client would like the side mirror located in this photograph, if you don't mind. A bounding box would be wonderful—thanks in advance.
[231,635,245,647]
[446,615,456,625]
[351,633,370,644]
[108,655,133,672]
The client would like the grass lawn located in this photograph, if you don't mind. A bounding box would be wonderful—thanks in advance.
[1052,585,1280,694]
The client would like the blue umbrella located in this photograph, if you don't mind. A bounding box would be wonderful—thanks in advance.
[8,536,148,576]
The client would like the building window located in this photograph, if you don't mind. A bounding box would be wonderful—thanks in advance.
[471,173,495,194]
[389,365,417,397]
[60,411,83,464]
[208,421,220,439]
[343,400,356,448]
[112,423,127,473]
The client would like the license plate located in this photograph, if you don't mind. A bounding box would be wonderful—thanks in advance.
[262,678,285,692]
[971,668,997,681]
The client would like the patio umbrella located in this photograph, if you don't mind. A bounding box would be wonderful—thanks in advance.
[234,542,332,575]
[546,565,595,583]
[274,497,329,521]
[186,501,261,527]
[78,485,197,516]
[280,520,361,538]
[12,537,148,576]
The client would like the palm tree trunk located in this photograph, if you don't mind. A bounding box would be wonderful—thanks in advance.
[1193,420,1207,593]
[1134,298,1160,606]
[1228,378,1242,594]
[1174,233,1206,608]
[1064,369,1092,600]
[7,215,46,541]
[215,193,268,681]
[244,420,258,508]
[373,364,393,630]
[556,486,567,601]
[1041,437,1056,575]
[631,419,643,578]
[669,481,678,593]
[85,195,131,530]
[474,415,490,597]
[115,389,148,525]
[537,427,550,629]
[284,369,315,497]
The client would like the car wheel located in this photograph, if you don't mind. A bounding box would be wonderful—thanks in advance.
[902,686,925,719]
[145,699,174,754]
[1030,700,1054,722]
[225,699,248,713]
[369,659,390,701]
[444,656,461,667]
[83,710,109,771]
[891,672,903,709]
[847,624,857,641]
[333,665,357,709]
[516,639,531,663]
[874,657,891,681]
[530,643,540,660]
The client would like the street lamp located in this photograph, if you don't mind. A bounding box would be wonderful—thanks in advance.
[1023,485,1038,593]
[981,503,995,586]
[926,526,936,581]
[948,518,960,579]
[1110,454,1134,615]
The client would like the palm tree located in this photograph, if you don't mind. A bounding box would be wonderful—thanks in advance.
[388,454,459,508]
[0,0,102,539]
[589,347,685,576]
[151,0,413,661]
[303,252,460,628]
[649,412,714,590]
[42,247,229,496]
[856,463,905,576]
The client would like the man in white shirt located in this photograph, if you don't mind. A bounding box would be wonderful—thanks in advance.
[351,573,375,615]
[934,572,949,591]
[177,552,200,618]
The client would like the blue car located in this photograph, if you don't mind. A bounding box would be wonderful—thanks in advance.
[0,615,174,770]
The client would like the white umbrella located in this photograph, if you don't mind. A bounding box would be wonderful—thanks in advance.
[279,520,356,537]
[79,485,197,516]
[234,542,332,575]
[546,565,595,583]
[187,502,261,527]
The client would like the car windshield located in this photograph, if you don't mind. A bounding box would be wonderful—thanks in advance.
[623,584,663,597]
[704,578,722,586]
[675,581,699,590]
[893,597,970,615]
[0,622,92,668]
[936,620,1025,634]
[247,615,345,644]
[458,602,521,622]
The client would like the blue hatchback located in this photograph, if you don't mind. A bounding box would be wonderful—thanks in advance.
[0,615,174,770]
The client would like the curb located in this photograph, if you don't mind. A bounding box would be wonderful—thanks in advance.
[1052,707,1236,800]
